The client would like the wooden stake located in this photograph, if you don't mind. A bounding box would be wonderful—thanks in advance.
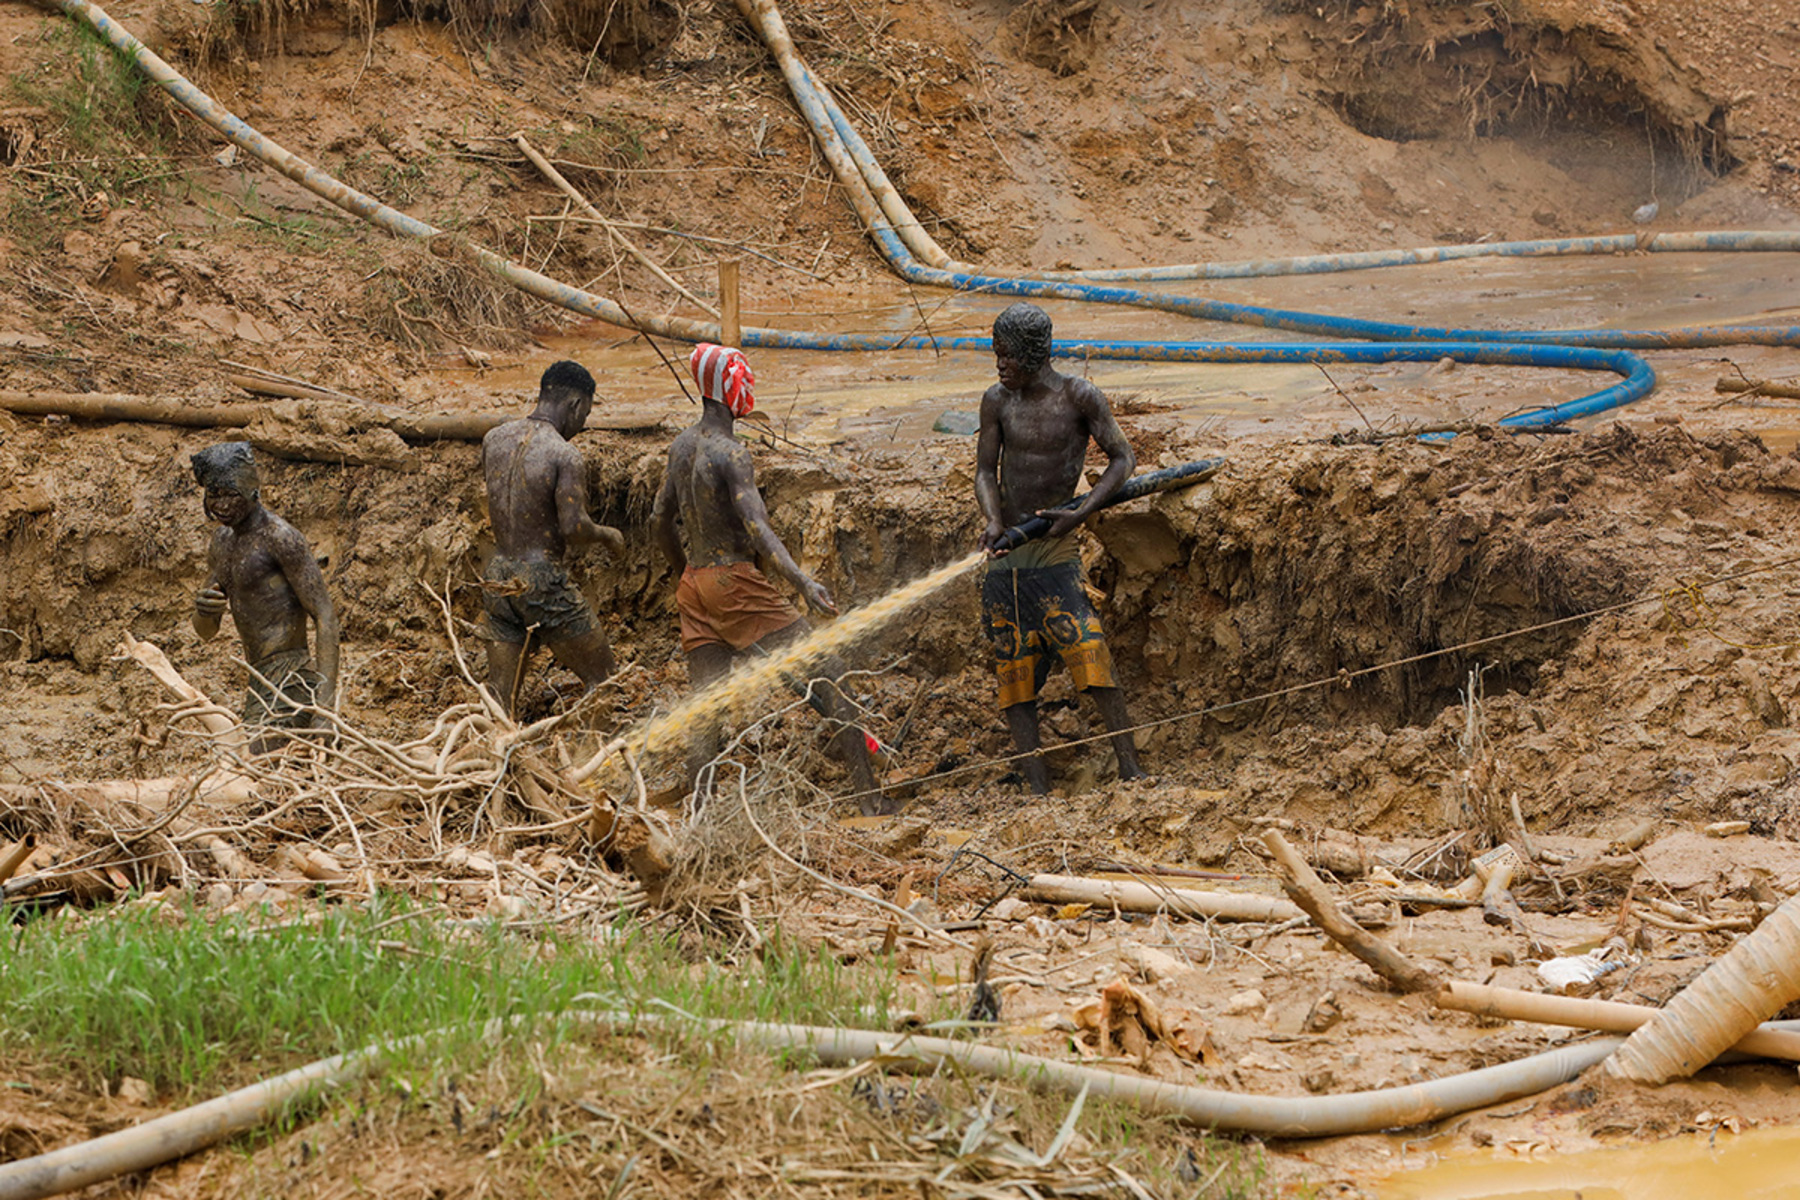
[1262,830,1440,994]
[719,258,742,349]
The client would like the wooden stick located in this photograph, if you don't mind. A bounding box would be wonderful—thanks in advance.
[510,133,719,318]
[1716,377,1800,400]
[1262,830,1440,993]
[0,834,36,884]
[1018,873,1302,923]
[719,257,742,348]
[118,633,244,750]
[1437,980,1800,1062]
[220,362,405,415]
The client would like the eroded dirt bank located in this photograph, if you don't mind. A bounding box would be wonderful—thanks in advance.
[8,0,1800,1191]
[10,412,1800,1192]
[9,412,1800,839]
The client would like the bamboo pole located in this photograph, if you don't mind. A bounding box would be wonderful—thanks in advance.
[509,133,718,318]
[1262,830,1440,993]
[1018,873,1302,923]
[1436,980,1800,1061]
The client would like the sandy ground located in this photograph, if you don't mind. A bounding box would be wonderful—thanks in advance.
[6,0,1800,1194]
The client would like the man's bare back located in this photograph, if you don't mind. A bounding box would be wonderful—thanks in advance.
[479,361,621,714]
[651,343,883,809]
[662,425,770,570]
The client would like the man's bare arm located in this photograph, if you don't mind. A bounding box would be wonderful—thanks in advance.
[193,534,227,640]
[270,529,340,707]
[1042,381,1135,538]
[723,444,835,615]
[554,448,624,558]
[650,457,685,574]
[974,385,1008,552]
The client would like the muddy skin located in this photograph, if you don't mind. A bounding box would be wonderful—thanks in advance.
[976,303,1144,795]
[479,361,623,716]
[191,443,339,754]
[653,395,886,812]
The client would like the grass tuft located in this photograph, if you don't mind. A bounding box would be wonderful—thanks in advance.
[0,898,894,1097]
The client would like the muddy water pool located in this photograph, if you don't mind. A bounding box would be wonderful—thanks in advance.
[412,251,1800,445]
[1372,1123,1800,1199]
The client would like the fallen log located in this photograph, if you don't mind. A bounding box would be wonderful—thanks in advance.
[0,390,508,444]
[1018,873,1302,923]
[1262,830,1440,993]
[1437,980,1800,1062]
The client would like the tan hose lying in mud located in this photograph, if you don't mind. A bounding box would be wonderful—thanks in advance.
[0,1012,1621,1200]
[1019,874,1302,923]
[1438,981,1800,1061]
[1607,891,1800,1083]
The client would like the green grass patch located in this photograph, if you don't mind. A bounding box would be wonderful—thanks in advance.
[0,898,896,1098]
[8,19,186,210]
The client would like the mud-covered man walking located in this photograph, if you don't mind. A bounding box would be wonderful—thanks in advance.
[191,441,339,752]
[480,360,624,715]
[976,301,1146,794]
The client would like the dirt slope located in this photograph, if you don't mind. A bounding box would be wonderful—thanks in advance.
[7,0,1800,1192]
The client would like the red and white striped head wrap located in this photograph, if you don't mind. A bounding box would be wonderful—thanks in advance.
[689,343,755,417]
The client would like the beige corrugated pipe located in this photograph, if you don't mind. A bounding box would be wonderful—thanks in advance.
[0,1013,1620,1200]
[1608,892,1800,1083]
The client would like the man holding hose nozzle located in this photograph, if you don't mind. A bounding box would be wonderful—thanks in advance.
[976,302,1146,795]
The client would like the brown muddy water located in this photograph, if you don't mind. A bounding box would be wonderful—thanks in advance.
[1372,1124,1800,1199]
[413,251,1800,445]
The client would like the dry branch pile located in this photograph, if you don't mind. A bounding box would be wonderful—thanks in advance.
[0,626,674,924]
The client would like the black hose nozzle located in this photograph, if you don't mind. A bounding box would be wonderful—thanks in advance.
[990,457,1225,554]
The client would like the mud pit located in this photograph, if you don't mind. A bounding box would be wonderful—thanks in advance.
[7,0,1800,1192]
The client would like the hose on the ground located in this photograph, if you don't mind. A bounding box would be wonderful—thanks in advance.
[738,0,1800,354]
[55,0,1656,429]
[742,0,1800,286]
[1608,891,1800,1083]
[0,1008,1622,1200]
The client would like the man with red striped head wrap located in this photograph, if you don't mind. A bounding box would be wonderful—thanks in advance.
[653,344,888,813]
[688,342,756,417]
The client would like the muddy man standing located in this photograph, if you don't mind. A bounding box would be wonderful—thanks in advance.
[651,343,886,812]
[976,302,1146,795]
[191,442,339,753]
[480,360,624,715]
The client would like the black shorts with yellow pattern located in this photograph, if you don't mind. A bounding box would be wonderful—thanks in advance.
[980,561,1118,709]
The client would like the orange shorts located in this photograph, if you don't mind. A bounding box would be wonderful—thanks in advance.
[676,562,803,653]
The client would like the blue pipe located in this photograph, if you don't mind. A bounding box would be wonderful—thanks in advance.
[801,67,1800,352]
[56,0,1660,430]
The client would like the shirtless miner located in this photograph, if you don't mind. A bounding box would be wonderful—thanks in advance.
[976,302,1147,795]
[480,360,624,715]
[651,343,887,812]
[191,442,340,753]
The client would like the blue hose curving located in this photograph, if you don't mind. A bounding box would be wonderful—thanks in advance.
[53,0,1773,429]
[788,41,1800,352]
